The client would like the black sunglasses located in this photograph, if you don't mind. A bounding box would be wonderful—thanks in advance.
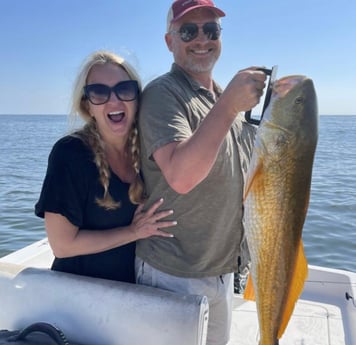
[83,80,139,105]
[172,22,221,43]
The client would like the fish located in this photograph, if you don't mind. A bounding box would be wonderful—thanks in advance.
[243,75,319,345]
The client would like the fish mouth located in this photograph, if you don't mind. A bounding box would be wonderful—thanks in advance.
[108,111,125,123]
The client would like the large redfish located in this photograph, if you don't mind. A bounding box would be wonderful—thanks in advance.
[243,75,318,345]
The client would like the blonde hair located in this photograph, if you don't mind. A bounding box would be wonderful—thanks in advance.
[71,50,144,209]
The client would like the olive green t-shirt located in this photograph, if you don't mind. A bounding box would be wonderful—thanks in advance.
[137,63,256,278]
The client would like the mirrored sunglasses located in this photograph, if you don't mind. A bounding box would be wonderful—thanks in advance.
[83,80,139,105]
[172,22,221,43]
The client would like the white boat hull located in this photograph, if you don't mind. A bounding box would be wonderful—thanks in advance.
[1,239,356,345]
[0,262,209,345]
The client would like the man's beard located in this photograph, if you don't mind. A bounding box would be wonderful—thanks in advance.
[183,54,218,74]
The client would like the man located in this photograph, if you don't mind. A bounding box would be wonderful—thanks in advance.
[136,1,266,344]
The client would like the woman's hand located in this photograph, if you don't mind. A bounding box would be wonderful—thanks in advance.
[130,198,177,240]
[45,199,176,258]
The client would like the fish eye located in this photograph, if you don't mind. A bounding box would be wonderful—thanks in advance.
[295,97,304,104]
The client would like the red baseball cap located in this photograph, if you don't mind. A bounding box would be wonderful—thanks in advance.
[167,0,225,27]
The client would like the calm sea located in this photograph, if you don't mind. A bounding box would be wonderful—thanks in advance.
[0,114,355,272]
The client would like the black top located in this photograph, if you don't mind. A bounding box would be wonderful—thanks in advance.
[35,135,137,283]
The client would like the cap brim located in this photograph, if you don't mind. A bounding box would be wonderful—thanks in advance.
[172,5,226,23]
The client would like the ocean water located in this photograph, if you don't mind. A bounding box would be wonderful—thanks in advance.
[0,114,355,272]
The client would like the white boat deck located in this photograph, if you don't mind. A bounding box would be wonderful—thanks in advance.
[1,238,356,345]
[230,293,345,345]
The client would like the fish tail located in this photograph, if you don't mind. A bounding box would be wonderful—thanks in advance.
[277,240,308,338]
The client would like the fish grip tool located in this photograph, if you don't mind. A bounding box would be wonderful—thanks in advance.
[245,65,278,125]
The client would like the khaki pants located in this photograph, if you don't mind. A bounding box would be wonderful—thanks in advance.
[135,257,233,345]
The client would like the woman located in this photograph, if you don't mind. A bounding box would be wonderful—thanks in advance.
[35,50,176,283]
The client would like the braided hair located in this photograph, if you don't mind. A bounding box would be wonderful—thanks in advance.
[70,51,144,210]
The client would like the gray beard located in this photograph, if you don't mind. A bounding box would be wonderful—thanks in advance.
[184,56,217,74]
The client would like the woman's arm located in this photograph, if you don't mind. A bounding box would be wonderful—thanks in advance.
[45,198,176,258]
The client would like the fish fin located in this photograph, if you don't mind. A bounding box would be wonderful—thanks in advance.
[243,273,256,301]
[277,240,308,338]
[243,158,263,201]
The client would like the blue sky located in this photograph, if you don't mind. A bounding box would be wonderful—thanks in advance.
[0,0,355,115]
